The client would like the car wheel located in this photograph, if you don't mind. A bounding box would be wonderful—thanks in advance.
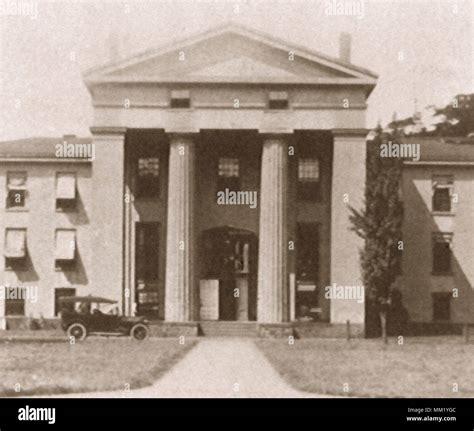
[67,323,87,341]
[130,324,149,341]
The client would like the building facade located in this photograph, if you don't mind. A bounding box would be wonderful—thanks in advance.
[2,24,471,334]
[399,137,474,327]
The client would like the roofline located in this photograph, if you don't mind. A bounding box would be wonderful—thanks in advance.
[0,158,92,163]
[84,76,377,87]
[404,161,474,167]
[84,21,378,86]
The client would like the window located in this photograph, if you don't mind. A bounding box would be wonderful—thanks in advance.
[56,172,77,211]
[432,292,451,321]
[135,222,160,316]
[432,233,452,274]
[4,228,27,270]
[136,157,160,198]
[54,288,76,316]
[298,158,320,201]
[269,91,289,110]
[5,287,25,316]
[6,172,27,209]
[217,157,240,192]
[432,175,453,212]
[296,223,319,319]
[170,90,190,108]
[135,222,159,282]
[55,229,76,270]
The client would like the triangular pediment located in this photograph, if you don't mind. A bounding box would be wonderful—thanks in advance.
[186,56,298,79]
[84,23,377,86]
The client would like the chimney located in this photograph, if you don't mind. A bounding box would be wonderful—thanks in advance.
[339,32,352,63]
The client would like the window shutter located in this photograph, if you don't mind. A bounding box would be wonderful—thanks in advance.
[55,230,76,260]
[5,229,26,258]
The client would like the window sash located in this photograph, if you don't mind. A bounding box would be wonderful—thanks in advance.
[298,158,320,182]
[432,188,451,212]
[55,288,76,316]
[432,234,452,273]
[218,158,239,178]
[138,158,159,177]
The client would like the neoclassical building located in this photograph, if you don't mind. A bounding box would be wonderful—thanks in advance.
[1,23,378,334]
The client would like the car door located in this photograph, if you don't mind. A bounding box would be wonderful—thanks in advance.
[89,310,120,332]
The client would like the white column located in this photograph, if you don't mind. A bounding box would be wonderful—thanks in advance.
[257,135,288,323]
[330,130,367,324]
[165,134,195,322]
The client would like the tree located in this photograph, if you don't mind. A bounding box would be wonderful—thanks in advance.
[388,93,474,137]
[349,126,404,342]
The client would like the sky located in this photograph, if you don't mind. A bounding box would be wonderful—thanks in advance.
[0,0,472,141]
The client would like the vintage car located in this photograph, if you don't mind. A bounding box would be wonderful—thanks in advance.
[58,296,149,341]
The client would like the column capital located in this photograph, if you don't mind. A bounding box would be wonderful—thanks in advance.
[90,126,127,137]
[165,128,200,135]
[332,128,369,138]
[167,131,200,140]
[258,128,294,136]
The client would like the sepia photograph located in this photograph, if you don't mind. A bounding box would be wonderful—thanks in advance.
[0,0,473,426]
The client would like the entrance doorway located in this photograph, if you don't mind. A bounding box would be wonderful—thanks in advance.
[200,226,257,321]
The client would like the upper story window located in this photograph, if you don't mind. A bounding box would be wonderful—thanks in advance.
[297,158,320,201]
[6,172,27,209]
[137,157,160,199]
[170,90,190,108]
[432,233,452,275]
[5,228,27,270]
[268,91,288,110]
[55,229,77,270]
[432,175,453,213]
[56,172,77,211]
[217,157,240,192]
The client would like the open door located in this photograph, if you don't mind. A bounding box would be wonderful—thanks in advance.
[200,226,257,321]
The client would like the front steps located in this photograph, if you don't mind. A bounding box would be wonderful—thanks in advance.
[199,321,258,337]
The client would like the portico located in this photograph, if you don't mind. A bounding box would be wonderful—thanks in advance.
[84,23,377,329]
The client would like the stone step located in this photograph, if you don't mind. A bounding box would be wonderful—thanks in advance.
[199,321,258,337]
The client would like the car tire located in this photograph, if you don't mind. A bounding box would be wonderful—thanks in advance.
[130,323,149,341]
[67,323,87,341]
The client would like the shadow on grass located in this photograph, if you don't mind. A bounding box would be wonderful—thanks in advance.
[1,339,198,397]
[256,337,474,398]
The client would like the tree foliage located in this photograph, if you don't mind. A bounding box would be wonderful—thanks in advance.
[349,127,404,337]
[388,93,474,137]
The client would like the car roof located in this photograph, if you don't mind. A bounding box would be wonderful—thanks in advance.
[58,296,118,304]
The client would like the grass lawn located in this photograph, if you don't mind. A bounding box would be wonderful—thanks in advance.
[257,337,474,398]
[0,338,197,397]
